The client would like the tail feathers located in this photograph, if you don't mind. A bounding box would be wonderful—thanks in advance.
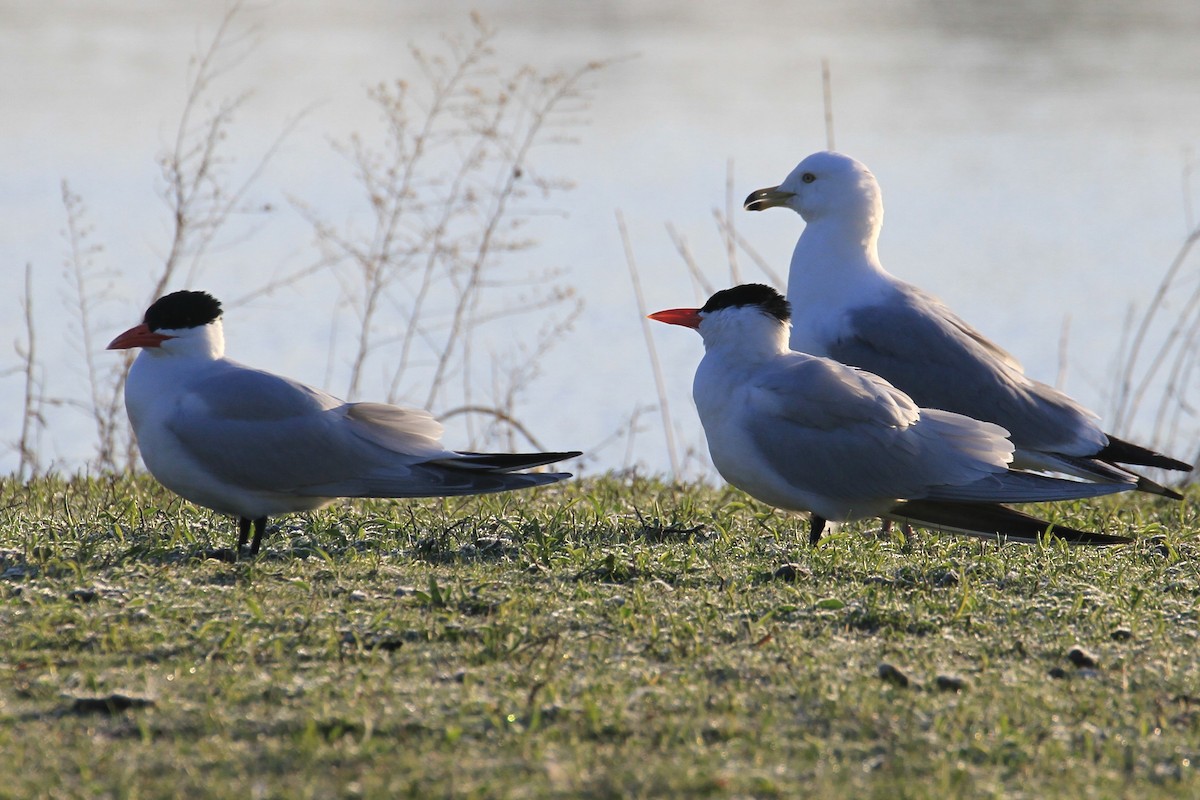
[299,468,572,499]
[925,470,1133,504]
[1063,454,1184,500]
[436,450,582,473]
[886,500,1132,546]
[1031,451,1184,501]
[1097,434,1192,473]
[294,451,578,499]
[1133,474,1184,501]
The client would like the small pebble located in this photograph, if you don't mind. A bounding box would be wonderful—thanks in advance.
[1068,646,1099,668]
[878,663,910,688]
[70,694,154,715]
[934,569,960,587]
[935,674,967,693]
[1145,535,1171,558]
[772,563,810,582]
[1048,667,1068,679]
[1110,628,1133,642]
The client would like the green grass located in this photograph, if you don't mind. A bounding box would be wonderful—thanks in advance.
[1,473,1199,798]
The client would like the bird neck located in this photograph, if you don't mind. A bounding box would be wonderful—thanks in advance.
[154,322,226,362]
[700,312,791,363]
[795,204,882,265]
[788,209,888,303]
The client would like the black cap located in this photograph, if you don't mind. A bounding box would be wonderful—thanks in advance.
[700,284,790,324]
[144,290,223,332]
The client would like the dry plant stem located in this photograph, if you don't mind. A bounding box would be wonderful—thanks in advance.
[619,210,680,478]
[387,139,490,404]
[61,182,126,472]
[308,14,599,434]
[343,30,494,401]
[724,159,743,285]
[1110,223,1200,434]
[156,1,296,300]
[1185,145,1196,232]
[422,90,515,410]
[485,298,583,449]
[302,14,600,453]
[710,210,786,287]
[621,405,653,472]
[1150,291,1200,444]
[156,3,251,300]
[822,58,836,151]
[438,405,548,451]
[15,264,44,480]
[423,61,598,413]
[1055,314,1071,391]
[1154,323,1200,448]
[666,223,715,301]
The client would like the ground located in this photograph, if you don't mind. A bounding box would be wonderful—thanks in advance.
[1,474,1197,798]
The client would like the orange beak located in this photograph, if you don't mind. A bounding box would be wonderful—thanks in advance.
[107,323,174,350]
[647,308,702,329]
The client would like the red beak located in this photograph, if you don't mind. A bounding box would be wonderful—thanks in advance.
[647,308,702,329]
[107,323,174,350]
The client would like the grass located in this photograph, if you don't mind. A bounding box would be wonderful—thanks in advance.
[1,474,1199,798]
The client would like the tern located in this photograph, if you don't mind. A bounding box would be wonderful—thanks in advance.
[650,283,1134,545]
[745,151,1191,497]
[108,290,580,556]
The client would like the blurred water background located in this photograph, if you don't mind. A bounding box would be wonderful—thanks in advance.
[4,1,1200,477]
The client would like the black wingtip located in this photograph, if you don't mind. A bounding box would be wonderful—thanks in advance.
[889,500,1132,546]
[1136,476,1185,501]
[446,451,581,473]
[1098,434,1193,473]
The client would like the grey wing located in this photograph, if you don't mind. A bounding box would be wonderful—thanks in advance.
[741,357,958,504]
[166,367,411,494]
[924,468,1134,504]
[827,285,1105,454]
[167,366,559,499]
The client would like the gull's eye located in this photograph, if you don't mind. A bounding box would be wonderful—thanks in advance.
[801,173,816,184]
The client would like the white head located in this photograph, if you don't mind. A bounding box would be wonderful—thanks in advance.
[649,283,792,356]
[745,151,883,229]
[107,290,226,361]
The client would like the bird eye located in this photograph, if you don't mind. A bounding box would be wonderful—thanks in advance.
[801,173,816,184]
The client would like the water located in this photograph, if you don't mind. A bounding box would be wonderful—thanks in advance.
[4,1,1200,477]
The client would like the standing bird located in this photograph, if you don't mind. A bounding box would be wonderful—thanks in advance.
[650,283,1134,545]
[108,290,580,556]
[745,151,1190,496]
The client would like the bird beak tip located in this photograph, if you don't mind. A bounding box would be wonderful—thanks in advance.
[743,186,791,212]
[648,308,702,329]
[107,323,171,350]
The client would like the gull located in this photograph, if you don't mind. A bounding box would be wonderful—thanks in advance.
[108,290,580,556]
[650,283,1134,545]
[745,150,1191,497]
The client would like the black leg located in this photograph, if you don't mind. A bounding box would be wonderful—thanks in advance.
[237,517,251,550]
[248,516,268,556]
[809,515,827,546]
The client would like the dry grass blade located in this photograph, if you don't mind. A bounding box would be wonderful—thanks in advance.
[619,210,680,477]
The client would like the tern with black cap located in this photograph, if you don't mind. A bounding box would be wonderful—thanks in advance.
[650,283,1135,545]
[109,290,580,556]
